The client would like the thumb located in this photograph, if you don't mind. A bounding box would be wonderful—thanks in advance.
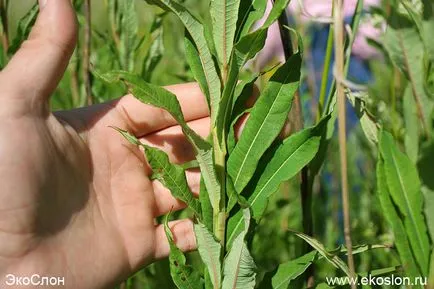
[0,0,77,113]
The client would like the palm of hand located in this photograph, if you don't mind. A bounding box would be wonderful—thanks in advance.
[1,89,208,288]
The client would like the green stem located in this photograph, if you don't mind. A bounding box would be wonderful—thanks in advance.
[213,129,226,248]
[334,0,356,286]
[317,25,334,121]
[323,0,364,116]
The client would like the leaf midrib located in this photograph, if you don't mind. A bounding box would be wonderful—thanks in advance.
[389,146,428,264]
[197,227,220,289]
[228,138,308,243]
[233,75,294,189]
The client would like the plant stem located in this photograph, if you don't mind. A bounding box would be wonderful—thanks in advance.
[83,0,92,105]
[213,130,226,248]
[0,0,9,59]
[323,0,364,116]
[334,0,356,286]
[317,25,334,121]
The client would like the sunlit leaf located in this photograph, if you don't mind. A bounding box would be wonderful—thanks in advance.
[210,0,241,67]
[164,214,202,289]
[268,251,317,289]
[114,128,201,216]
[235,0,267,41]
[379,131,430,275]
[222,209,256,289]
[119,0,138,70]
[194,223,222,289]
[144,0,221,124]
[227,54,301,193]
[376,154,423,285]
[227,120,325,244]
[292,231,355,279]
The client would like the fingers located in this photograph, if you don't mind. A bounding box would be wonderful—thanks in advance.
[0,0,77,114]
[140,117,211,164]
[152,169,200,217]
[114,83,209,136]
[153,219,196,260]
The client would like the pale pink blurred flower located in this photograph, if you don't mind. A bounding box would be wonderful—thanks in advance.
[255,0,382,69]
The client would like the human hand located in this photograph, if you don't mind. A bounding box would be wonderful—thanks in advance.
[0,1,210,288]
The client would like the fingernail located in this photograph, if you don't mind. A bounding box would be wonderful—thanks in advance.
[38,0,47,9]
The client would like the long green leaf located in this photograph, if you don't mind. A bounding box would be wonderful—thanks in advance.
[376,156,422,286]
[346,91,379,145]
[164,215,202,289]
[210,0,241,67]
[292,232,354,279]
[185,33,211,109]
[145,0,221,123]
[422,0,434,62]
[216,0,293,142]
[235,0,267,41]
[227,120,324,244]
[403,86,420,163]
[8,4,39,55]
[379,131,430,275]
[142,17,164,82]
[269,251,317,289]
[119,0,138,70]
[227,54,301,193]
[222,209,256,289]
[102,71,221,213]
[114,128,201,216]
[384,9,433,135]
[194,223,222,289]
[215,28,268,143]
[403,0,434,63]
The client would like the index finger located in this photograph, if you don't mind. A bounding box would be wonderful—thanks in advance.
[115,82,209,137]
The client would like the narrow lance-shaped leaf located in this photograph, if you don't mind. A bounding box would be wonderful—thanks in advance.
[267,252,317,289]
[8,4,39,55]
[216,0,293,142]
[222,209,256,289]
[227,54,302,193]
[199,177,214,232]
[164,215,202,289]
[227,120,325,244]
[402,0,434,63]
[422,0,434,62]
[115,128,201,216]
[144,0,221,124]
[185,32,211,109]
[384,10,433,136]
[101,71,221,213]
[194,223,222,289]
[119,0,138,70]
[346,90,379,145]
[142,17,164,82]
[403,86,419,164]
[210,0,241,67]
[260,244,388,289]
[235,0,267,41]
[376,155,423,285]
[292,231,355,279]
[379,131,430,275]
[215,28,268,143]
